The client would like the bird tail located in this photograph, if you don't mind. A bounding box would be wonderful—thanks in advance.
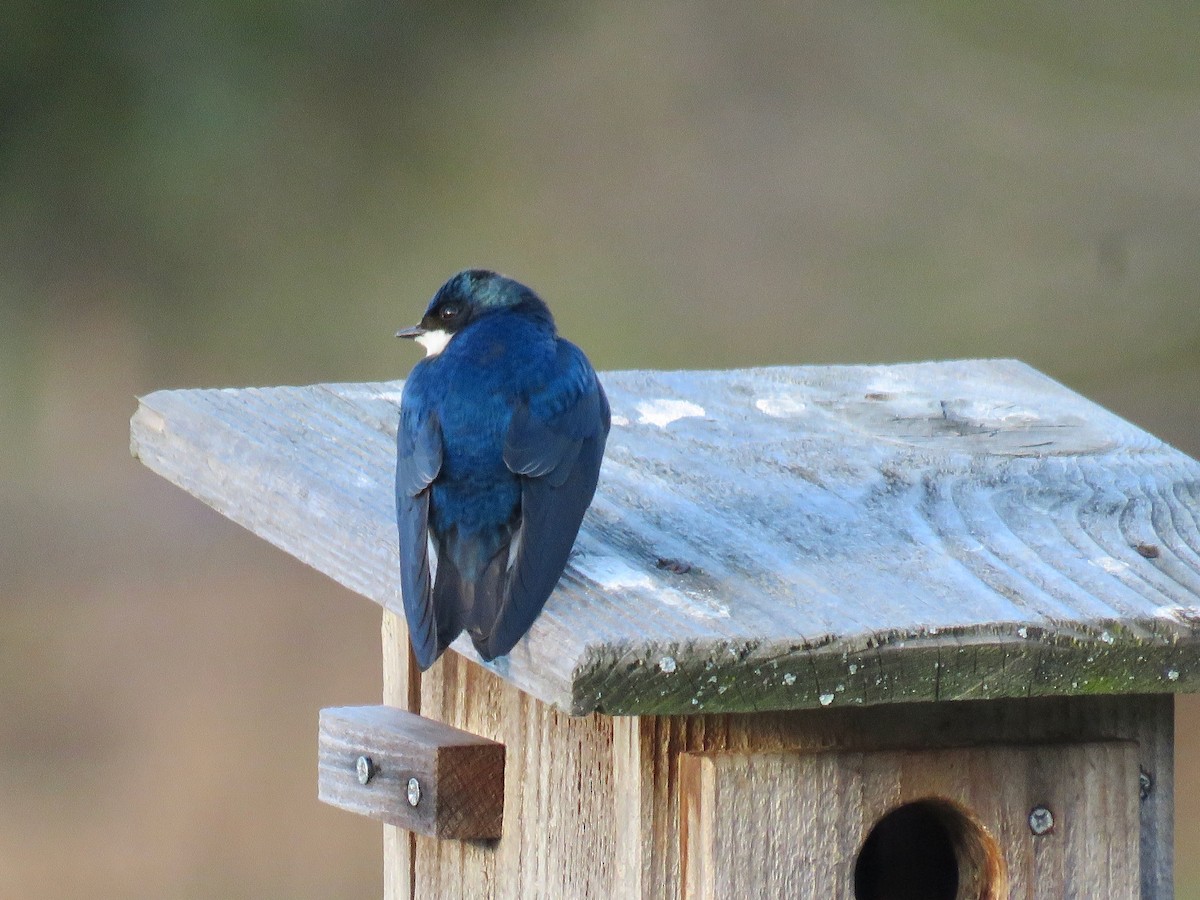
[431,542,511,660]
[466,547,516,661]
[430,553,468,658]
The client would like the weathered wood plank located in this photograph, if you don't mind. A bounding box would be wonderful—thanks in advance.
[679,741,1139,899]
[410,649,618,899]
[382,610,419,900]
[374,640,1171,900]
[318,705,503,840]
[612,695,1171,900]
[130,361,1200,714]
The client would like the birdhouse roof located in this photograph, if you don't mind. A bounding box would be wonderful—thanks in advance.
[131,360,1200,715]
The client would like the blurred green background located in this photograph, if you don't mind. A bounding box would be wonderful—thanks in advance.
[3,1,1199,896]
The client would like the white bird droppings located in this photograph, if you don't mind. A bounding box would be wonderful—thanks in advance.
[573,554,730,620]
[659,656,677,674]
[818,692,835,706]
[576,556,655,592]
[1094,556,1129,574]
[755,395,807,417]
[636,399,705,428]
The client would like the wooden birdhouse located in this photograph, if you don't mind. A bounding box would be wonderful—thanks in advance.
[131,360,1200,899]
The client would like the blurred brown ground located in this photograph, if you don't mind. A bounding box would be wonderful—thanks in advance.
[3,2,1199,897]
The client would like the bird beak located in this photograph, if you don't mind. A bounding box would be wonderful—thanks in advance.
[395,325,426,339]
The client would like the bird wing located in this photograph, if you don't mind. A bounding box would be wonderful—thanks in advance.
[479,340,610,660]
[395,401,443,670]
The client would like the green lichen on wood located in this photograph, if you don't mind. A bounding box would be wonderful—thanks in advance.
[576,626,1199,716]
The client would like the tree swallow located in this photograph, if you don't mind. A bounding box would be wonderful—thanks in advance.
[395,270,610,670]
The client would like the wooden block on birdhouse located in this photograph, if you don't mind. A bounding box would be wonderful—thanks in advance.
[318,705,504,840]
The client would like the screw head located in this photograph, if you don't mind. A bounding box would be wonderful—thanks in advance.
[407,777,421,807]
[1028,805,1054,836]
[1139,768,1154,801]
[355,755,375,785]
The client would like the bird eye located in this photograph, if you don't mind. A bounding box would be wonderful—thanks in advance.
[439,304,460,321]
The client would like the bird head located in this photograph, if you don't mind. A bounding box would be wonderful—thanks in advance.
[396,269,553,357]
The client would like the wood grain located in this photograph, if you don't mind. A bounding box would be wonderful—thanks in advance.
[129,361,1200,714]
[409,650,618,899]
[372,630,1171,899]
[318,705,503,840]
[382,610,419,900]
[679,741,1139,899]
[615,695,1171,900]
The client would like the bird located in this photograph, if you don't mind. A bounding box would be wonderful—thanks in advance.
[395,269,610,670]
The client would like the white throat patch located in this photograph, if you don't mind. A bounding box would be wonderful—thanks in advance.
[415,329,452,357]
